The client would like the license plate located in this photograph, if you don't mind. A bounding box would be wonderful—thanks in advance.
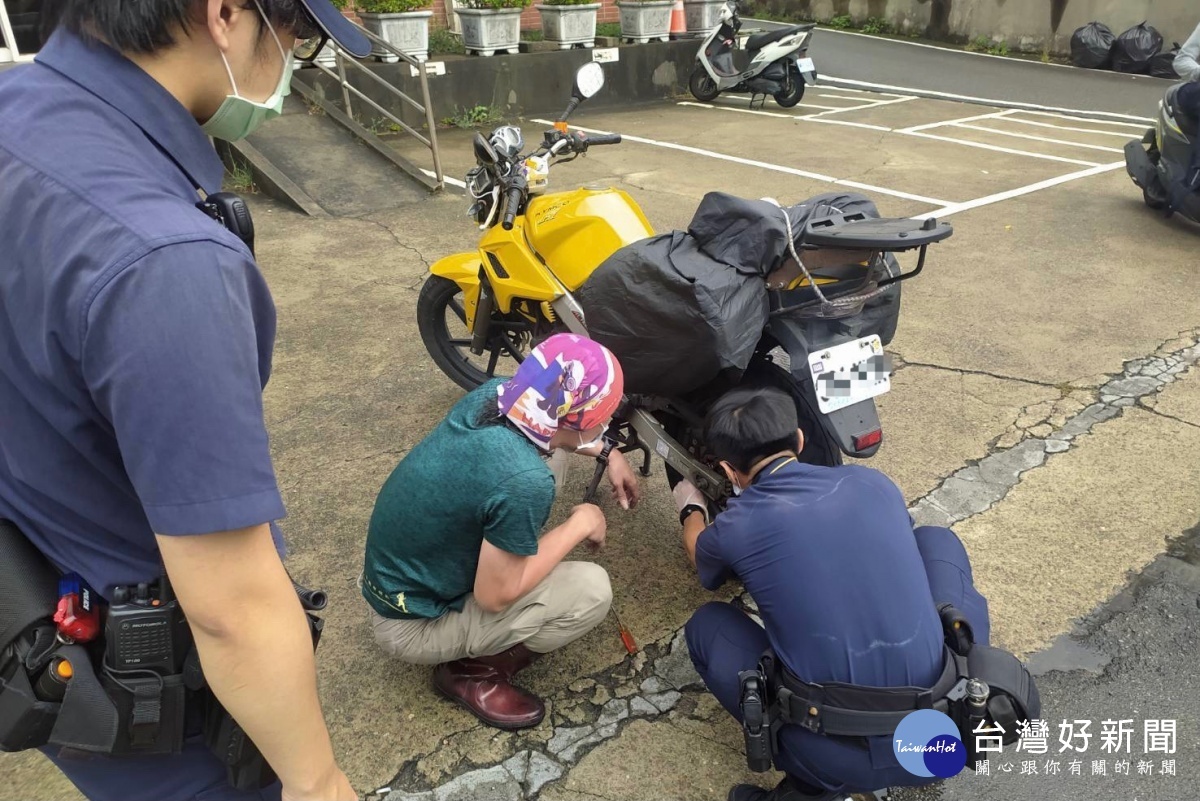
[807,336,891,415]
[797,57,815,73]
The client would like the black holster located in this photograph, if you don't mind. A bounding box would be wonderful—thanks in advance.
[738,603,1041,772]
[195,600,326,791]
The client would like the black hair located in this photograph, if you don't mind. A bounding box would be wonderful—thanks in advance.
[42,0,318,54]
[703,386,799,474]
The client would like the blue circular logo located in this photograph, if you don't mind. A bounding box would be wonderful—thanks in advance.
[892,710,967,778]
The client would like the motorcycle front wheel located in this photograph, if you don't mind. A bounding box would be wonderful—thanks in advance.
[689,67,721,102]
[417,275,530,392]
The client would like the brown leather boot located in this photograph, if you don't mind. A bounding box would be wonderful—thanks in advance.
[432,658,545,730]
[476,643,542,679]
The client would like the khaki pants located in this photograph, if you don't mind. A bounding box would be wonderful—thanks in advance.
[370,561,612,664]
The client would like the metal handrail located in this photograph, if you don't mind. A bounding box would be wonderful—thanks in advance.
[299,22,444,189]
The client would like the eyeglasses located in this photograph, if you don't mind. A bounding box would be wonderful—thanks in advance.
[292,9,327,63]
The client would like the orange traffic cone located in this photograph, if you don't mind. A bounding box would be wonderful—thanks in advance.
[670,0,687,37]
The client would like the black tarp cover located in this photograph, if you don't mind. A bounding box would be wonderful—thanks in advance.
[577,192,903,396]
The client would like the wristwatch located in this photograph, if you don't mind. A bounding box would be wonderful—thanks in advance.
[679,504,708,526]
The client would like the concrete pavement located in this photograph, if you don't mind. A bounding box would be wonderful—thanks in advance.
[2,85,1198,801]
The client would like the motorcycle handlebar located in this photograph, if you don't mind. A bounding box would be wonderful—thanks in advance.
[583,133,622,147]
[501,180,525,230]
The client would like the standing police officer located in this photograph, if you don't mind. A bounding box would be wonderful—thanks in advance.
[0,2,371,800]
[673,387,992,801]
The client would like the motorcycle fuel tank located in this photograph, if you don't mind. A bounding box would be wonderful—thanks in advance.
[524,189,654,290]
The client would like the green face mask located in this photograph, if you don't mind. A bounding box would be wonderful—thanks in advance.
[202,0,294,142]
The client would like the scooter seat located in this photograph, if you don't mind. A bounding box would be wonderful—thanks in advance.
[746,24,813,52]
[1166,84,1199,137]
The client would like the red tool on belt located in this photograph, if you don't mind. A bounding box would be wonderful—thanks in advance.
[53,573,100,643]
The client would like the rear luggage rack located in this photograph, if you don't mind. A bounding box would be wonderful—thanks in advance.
[771,210,953,319]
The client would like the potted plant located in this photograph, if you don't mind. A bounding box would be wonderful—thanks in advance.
[457,0,532,56]
[682,0,724,34]
[536,0,602,49]
[616,0,673,43]
[358,0,435,63]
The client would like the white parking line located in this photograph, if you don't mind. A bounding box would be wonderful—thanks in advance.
[803,117,894,132]
[999,116,1143,139]
[913,162,1125,219]
[819,75,1155,124]
[532,118,954,207]
[683,100,895,130]
[808,96,917,117]
[902,130,1102,166]
[949,123,1126,153]
[899,110,1013,133]
[422,169,467,189]
[1010,109,1151,129]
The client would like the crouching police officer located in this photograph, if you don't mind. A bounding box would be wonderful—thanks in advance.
[0,2,371,800]
[673,387,1025,801]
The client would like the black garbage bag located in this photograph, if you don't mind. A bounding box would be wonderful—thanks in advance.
[1111,22,1164,74]
[1149,44,1181,79]
[1070,21,1115,69]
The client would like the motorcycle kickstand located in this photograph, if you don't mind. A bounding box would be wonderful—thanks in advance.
[749,92,767,111]
[621,441,653,476]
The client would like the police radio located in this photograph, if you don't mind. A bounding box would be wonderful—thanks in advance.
[196,192,256,257]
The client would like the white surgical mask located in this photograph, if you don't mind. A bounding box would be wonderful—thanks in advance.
[575,424,609,452]
[730,476,744,497]
[201,0,293,141]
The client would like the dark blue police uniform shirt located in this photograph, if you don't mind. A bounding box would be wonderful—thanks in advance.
[696,458,945,689]
[0,29,286,599]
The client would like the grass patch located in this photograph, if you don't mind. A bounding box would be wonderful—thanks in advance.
[828,14,852,29]
[521,29,544,41]
[860,17,891,35]
[596,22,621,37]
[225,161,257,194]
[429,28,466,55]
[965,34,1008,55]
[442,104,505,129]
[365,117,404,135]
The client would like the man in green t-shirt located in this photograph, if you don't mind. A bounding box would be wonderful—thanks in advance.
[362,334,640,729]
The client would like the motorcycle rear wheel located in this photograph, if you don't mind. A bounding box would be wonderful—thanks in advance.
[689,67,721,102]
[417,275,530,392]
[773,67,805,108]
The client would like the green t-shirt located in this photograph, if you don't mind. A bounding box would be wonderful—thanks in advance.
[362,379,555,619]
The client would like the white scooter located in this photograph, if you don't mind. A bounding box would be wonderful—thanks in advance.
[688,0,817,108]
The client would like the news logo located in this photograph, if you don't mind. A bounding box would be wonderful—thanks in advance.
[893,710,967,779]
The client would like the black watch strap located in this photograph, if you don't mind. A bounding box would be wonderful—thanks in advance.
[680,504,708,525]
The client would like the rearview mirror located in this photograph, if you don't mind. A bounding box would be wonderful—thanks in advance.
[473,132,498,165]
[573,62,605,100]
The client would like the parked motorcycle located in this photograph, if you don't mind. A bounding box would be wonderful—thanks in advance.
[688,0,817,107]
[417,63,952,508]
[1124,81,1200,221]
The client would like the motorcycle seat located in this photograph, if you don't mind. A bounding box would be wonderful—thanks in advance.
[1166,84,1199,137]
[746,24,813,52]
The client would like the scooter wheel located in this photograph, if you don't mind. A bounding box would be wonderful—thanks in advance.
[773,68,805,108]
[689,67,720,102]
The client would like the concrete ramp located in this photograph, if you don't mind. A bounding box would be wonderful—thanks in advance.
[219,93,429,217]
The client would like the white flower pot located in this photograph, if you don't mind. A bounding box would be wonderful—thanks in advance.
[616,0,673,44]
[536,3,601,49]
[683,0,723,34]
[457,8,524,57]
[359,10,433,63]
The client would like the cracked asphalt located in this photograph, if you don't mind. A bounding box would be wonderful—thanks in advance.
[4,82,1199,801]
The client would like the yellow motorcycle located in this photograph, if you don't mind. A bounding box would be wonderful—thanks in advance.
[418,63,953,505]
